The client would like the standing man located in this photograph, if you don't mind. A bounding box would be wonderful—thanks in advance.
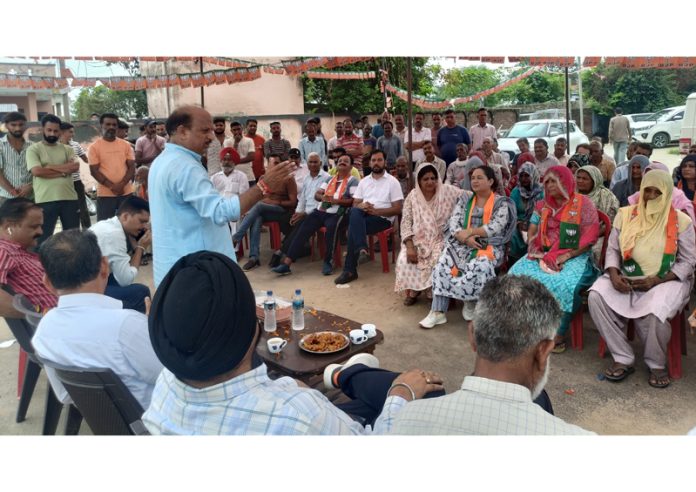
[334,149,403,285]
[59,122,91,230]
[338,119,364,173]
[135,119,166,166]
[393,114,407,146]
[263,121,291,163]
[89,196,152,313]
[327,120,344,158]
[156,122,168,141]
[206,116,227,177]
[245,118,266,181]
[589,140,616,187]
[608,107,631,164]
[553,137,569,166]
[224,121,256,186]
[26,115,80,245]
[0,112,33,205]
[88,113,136,221]
[371,111,388,139]
[469,108,497,151]
[403,112,430,167]
[437,109,471,166]
[299,120,327,168]
[430,112,443,157]
[376,121,403,171]
[148,106,291,286]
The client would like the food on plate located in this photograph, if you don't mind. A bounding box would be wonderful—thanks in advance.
[301,332,348,352]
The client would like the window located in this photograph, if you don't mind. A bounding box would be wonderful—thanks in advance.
[507,122,549,138]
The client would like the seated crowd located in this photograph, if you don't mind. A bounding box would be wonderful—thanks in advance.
[2,105,696,435]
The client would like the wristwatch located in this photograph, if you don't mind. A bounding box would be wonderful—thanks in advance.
[61,172,67,178]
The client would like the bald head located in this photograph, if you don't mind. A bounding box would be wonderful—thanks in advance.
[166,106,213,156]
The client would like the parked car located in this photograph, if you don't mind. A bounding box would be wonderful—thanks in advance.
[679,93,696,154]
[633,105,686,148]
[497,119,588,159]
[625,113,653,126]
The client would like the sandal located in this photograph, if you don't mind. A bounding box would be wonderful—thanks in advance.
[604,363,635,382]
[551,341,567,354]
[648,369,670,388]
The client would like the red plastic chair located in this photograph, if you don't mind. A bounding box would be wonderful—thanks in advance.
[311,226,343,267]
[262,221,282,251]
[368,227,396,273]
[569,210,611,350]
[598,310,687,379]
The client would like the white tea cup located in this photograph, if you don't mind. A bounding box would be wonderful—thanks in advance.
[361,323,377,339]
[349,329,368,344]
[267,337,287,354]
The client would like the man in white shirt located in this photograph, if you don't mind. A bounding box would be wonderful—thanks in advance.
[32,229,162,409]
[288,148,309,193]
[469,108,498,151]
[334,149,403,285]
[211,148,249,236]
[403,112,431,165]
[415,141,446,181]
[206,116,227,176]
[534,138,560,175]
[382,275,594,435]
[327,121,343,158]
[89,196,152,313]
[223,121,256,186]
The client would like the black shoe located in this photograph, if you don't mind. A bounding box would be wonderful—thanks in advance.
[268,252,282,268]
[243,258,260,271]
[334,271,358,285]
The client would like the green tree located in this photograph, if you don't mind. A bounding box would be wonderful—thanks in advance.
[500,72,565,105]
[72,85,148,120]
[302,57,436,115]
[437,65,502,109]
[582,65,684,116]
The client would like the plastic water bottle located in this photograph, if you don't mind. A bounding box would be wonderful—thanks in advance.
[263,290,277,332]
[292,289,305,331]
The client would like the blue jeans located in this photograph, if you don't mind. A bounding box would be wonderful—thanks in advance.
[613,141,628,164]
[343,208,391,273]
[104,274,151,314]
[231,202,292,259]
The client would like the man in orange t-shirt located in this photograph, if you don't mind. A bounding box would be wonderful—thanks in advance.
[245,118,266,181]
[88,113,136,220]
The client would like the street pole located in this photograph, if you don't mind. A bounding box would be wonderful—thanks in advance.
[565,67,571,148]
[577,56,584,132]
[407,57,413,166]
[199,57,205,108]
[58,59,71,121]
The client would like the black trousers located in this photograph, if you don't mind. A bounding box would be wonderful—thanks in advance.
[73,180,91,230]
[37,200,80,246]
[97,194,133,221]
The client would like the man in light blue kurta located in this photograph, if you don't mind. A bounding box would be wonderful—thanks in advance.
[149,106,290,286]
[150,142,241,285]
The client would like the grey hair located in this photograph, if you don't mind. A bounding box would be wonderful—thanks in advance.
[473,275,560,362]
[307,152,321,160]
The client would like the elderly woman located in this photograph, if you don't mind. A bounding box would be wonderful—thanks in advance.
[588,170,696,388]
[419,166,515,329]
[395,163,464,306]
[566,152,589,174]
[575,165,619,222]
[509,162,544,264]
[509,166,600,353]
[506,151,535,194]
[611,155,650,206]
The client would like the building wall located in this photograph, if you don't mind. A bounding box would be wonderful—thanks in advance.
[141,59,304,119]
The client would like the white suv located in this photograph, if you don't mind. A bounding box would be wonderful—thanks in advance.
[633,106,686,148]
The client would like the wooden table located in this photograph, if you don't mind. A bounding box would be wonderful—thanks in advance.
[255,309,384,384]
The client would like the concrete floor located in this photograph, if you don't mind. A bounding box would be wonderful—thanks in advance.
[1,144,692,436]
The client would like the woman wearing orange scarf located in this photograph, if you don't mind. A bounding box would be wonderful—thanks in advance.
[588,170,696,388]
[509,166,600,353]
[420,166,515,329]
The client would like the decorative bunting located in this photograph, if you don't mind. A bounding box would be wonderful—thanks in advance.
[283,57,372,75]
[481,57,505,63]
[305,70,376,80]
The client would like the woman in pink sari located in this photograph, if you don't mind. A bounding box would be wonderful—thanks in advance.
[395,163,463,305]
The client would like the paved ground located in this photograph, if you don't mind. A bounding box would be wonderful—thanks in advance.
[1,143,692,436]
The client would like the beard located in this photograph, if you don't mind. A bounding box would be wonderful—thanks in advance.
[10,130,24,138]
[371,166,385,175]
[44,135,59,144]
[531,358,550,400]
